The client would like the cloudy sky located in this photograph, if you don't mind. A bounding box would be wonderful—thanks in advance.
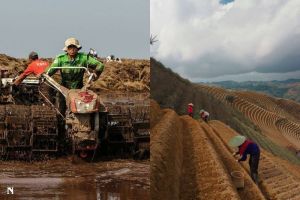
[0,0,149,59]
[151,0,300,82]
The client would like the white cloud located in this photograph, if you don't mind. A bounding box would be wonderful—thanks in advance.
[151,0,300,79]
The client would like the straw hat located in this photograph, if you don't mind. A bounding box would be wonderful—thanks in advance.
[188,103,194,106]
[228,135,246,147]
[63,37,82,51]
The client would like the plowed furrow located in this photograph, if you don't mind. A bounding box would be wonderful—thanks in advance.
[151,109,183,200]
[201,122,266,200]
[179,118,199,199]
[259,155,300,200]
[208,120,300,200]
[180,117,240,200]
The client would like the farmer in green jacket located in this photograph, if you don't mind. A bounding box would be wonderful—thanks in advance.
[46,37,105,116]
[47,37,104,89]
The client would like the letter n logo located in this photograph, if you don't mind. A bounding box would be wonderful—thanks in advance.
[7,187,14,194]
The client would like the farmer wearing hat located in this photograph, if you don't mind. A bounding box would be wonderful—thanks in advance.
[187,103,194,118]
[46,37,105,116]
[13,51,49,85]
[199,109,210,122]
[46,37,104,89]
[229,135,260,184]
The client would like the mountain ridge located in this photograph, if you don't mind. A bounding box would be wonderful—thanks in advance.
[207,79,300,102]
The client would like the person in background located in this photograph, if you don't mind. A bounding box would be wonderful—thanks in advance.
[200,109,210,122]
[13,51,49,85]
[229,135,260,184]
[187,103,194,118]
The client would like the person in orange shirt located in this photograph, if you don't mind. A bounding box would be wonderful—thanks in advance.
[13,51,49,86]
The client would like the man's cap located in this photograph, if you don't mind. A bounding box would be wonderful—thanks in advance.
[228,135,247,147]
[63,37,82,51]
[188,103,194,106]
[28,51,38,60]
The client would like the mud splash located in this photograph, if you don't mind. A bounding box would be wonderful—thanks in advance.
[0,159,149,200]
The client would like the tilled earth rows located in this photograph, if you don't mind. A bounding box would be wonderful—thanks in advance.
[179,116,239,200]
[152,102,252,200]
[259,155,300,200]
[151,101,300,200]
[199,121,265,200]
[209,120,300,200]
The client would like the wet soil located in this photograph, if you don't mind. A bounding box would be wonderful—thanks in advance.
[0,158,149,200]
[0,54,150,199]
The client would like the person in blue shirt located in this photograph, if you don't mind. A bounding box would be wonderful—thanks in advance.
[229,135,260,184]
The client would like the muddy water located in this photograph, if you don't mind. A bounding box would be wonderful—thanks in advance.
[0,159,149,200]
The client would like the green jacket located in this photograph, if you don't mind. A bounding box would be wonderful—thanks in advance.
[46,52,104,89]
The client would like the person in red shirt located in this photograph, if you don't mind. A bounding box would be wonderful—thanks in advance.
[13,51,49,85]
[229,135,260,184]
[187,103,194,117]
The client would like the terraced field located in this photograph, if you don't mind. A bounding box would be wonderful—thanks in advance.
[276,99,300,121]
[234,91,293,120]
[151,101,300,200]
[196,85,300,150]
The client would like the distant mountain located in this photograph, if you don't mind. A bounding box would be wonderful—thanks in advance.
[209,79,300,102]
